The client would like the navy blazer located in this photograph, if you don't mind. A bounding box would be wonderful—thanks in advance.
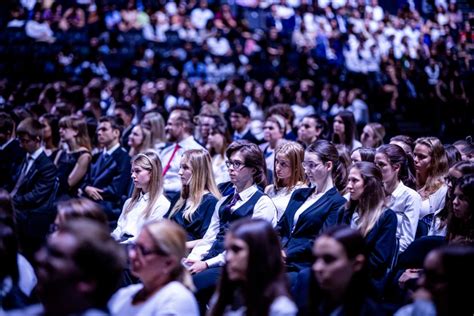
[337,206,398,292]
[0,139,25,191]
[83,147,131,214]
[167,193,218,241]
[13,151,58,245]
[278,187,346,272]
[12,152,57,212]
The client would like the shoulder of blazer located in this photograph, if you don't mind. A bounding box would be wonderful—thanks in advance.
[292,187,315,201]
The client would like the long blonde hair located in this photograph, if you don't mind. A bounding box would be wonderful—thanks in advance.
[124,151,163,219]
[143,219,194,290]
[272,141,305,191]
[169,149,221,221]
[415,137,449,198]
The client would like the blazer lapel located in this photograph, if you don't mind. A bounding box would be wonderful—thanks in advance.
[292,188,335,233]
[287,187,314,230]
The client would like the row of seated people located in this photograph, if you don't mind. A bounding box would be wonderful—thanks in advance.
[1,105,473,314]
[0,150,474,315]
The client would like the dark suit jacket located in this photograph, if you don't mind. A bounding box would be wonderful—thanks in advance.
[83,147,131,216]
[12,151,58,243]
[337,206,398,292]
[278,187,346,272]
[167,193,218,241]
[0,139,25,191]
[234,129,261,145]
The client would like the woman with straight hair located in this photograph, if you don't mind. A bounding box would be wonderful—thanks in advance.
[375,144,421,253]
[265,141,306,221]
[414,137,449,221]
[141,111,167,153]
[112,151,170,243]
[208,218,297,316]
[332,111,362,152]
[294,226,384,316]
[278,140,347,279]
[109,219,199,316]
[184,140,277,314]
[361,122,385,148]
[337,162,398,294]
[167,149,221,249]
[128,124,153,157]
[207,119,232,185]
[55,115,92,197]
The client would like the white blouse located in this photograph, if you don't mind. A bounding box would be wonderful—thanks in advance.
[266,184,306,221]
[109,281,199,316]
[111,192,170,243]
[419,185,448,219]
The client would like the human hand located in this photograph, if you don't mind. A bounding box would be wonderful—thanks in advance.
[185,259,208,275]
[84,186,104,200]
[398,269,422,289]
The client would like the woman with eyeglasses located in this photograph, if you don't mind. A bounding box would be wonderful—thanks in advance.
[167,149,221,250]
[277,140,347,283]
[109,219,199,316]
[208,218,297,316]
[112,151,170,244]
[337,162,398,294]
[183,140,277,314]
[265,141,306,221]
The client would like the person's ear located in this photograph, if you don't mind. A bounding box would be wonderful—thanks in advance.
[325,160,333,173]
[352,254,365,272]
[113,129,120,138]
[393,163,401,174]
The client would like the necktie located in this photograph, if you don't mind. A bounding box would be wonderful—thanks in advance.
[162,143,181,176]
[11,156,32,196]
[224,193,241,213]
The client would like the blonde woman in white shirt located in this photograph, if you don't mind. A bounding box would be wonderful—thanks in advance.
[112,151,170,243]
[414,137,449,222]
[265,141,306,221]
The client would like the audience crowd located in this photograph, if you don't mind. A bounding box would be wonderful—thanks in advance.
[0,0,474,315]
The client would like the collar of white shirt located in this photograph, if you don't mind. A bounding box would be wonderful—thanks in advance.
[29,147,44,161]
[0,138,14,150]
[234,184,258,202]
[103,143,120,156]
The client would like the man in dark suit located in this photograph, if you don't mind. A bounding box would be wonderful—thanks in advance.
[12,117,58,257]
[82,116,131,220]
[0,112,25,191]
[228,106,261,144]
[114,102,135,152]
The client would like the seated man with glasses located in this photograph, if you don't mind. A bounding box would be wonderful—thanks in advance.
[183,140,277,314]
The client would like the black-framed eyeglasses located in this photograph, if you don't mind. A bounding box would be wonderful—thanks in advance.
[225,160,247,170]
[127,242,168,257]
